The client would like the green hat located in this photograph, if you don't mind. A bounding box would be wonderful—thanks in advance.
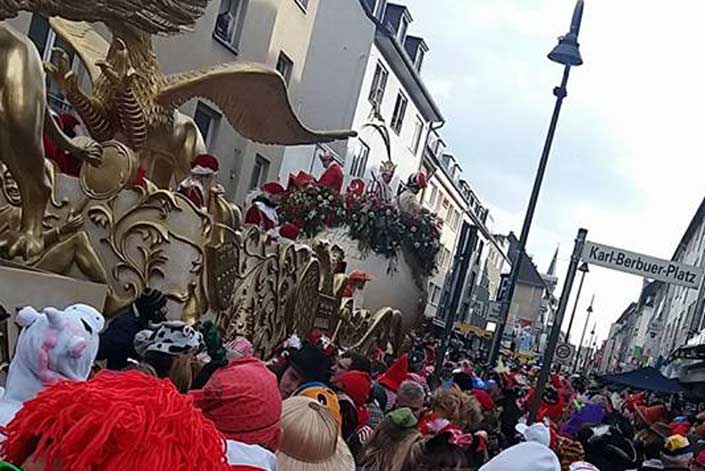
[387,407,418,439]
[0,462,23,471]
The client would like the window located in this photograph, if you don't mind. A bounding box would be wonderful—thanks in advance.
[448,207,460,231]
[410,116,423,155]
[28,14,77,112]
[350,139,370,178]
[390,93,408,134]
[368,61,389,106]
[214,0,247,48]
[193,102,222,150]
[373,0,387,19]
[442,198,450,209]
[430,284,441,305]
[415,47,426,71]
[398,15,409,44]
[426,184,438,205]
[249,155,270,190]
[443,247,452,269]
[276,51,294,85]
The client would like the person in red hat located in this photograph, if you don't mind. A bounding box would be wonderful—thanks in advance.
[317,152,343,194]
[636,404,668,429]
[191,357,281,471]
[245,182,285,231]
[1,370,231,471]
[43,112,83,177]
[177,153,220,209]
[397,171,427,216]
[378,354,409,411]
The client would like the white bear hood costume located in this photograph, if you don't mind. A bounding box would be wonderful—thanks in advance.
[0,304,104,428]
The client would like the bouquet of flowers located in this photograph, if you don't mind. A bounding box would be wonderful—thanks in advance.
[278,183,346,237]
[399,208,442,276]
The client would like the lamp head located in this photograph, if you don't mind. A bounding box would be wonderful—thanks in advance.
[548,0,584,66]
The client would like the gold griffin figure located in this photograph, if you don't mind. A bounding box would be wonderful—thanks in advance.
[39,10,356,188]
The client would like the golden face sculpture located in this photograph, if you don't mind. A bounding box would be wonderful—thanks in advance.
[1,166,21,207]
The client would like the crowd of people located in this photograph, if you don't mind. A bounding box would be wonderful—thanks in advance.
[0,291,704,470]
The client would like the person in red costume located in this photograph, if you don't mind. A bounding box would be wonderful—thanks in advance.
[245,182,284,231]
[245,182,301,241]
[43,112,82,177]
[317,152,343,194]
[176,154,219,209]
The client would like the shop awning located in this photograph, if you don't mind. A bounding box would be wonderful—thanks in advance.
[601,367,686,394]
[672,343,705,360]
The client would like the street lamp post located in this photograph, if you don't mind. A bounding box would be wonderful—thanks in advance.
[488,0,585,368]
[573,296,594,373]
[565,262,589,343]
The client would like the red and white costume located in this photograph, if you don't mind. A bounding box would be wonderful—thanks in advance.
[244,182,284,231]
[177,154,219,209]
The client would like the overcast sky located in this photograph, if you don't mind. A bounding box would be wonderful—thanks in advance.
[402,0,705,345]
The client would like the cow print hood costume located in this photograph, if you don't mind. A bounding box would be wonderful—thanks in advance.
[134,321,203,358]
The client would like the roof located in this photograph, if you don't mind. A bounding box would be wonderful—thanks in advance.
[602,367,686,394]
[615,302,638,325]
[673,196,705,260]
[373,10,443,122]
[506,233,549,289]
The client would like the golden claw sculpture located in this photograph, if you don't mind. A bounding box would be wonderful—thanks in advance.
[44,16,357,188]
[0,26,102,259]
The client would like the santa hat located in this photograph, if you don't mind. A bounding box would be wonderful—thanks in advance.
[261,182,285,196]
[378,354,408,393]
[191,153,220,175]
[279,223,300,241]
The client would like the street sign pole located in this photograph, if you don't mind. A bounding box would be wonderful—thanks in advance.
[529,228,587,424]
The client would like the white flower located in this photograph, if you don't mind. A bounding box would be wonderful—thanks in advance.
[414,242,420,248]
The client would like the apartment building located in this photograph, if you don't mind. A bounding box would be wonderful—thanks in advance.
[278,1,443,197]
[420,129,510,330]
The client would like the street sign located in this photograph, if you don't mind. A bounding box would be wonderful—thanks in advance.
[582,240,704,289]
[555,342,575,365]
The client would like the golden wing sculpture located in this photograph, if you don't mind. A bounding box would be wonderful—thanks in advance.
[158,63,358,145]
[1,0,208,34]
[48,18,110,83]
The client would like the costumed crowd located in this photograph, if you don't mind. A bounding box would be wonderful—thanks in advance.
[1,292,705,471]
[1,115,701,470]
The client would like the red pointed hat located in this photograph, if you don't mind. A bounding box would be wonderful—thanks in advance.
[261,181,285,195]
[637,404,667,426]
[191,153,219,175]
[379,354,408,393]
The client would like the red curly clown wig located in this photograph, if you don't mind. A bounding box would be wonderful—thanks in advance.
[1,370,230,471]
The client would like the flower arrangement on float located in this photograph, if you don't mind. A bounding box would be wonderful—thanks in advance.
[278,179,442,276]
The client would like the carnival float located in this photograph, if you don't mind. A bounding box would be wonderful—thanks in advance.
[0,0,442,362]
